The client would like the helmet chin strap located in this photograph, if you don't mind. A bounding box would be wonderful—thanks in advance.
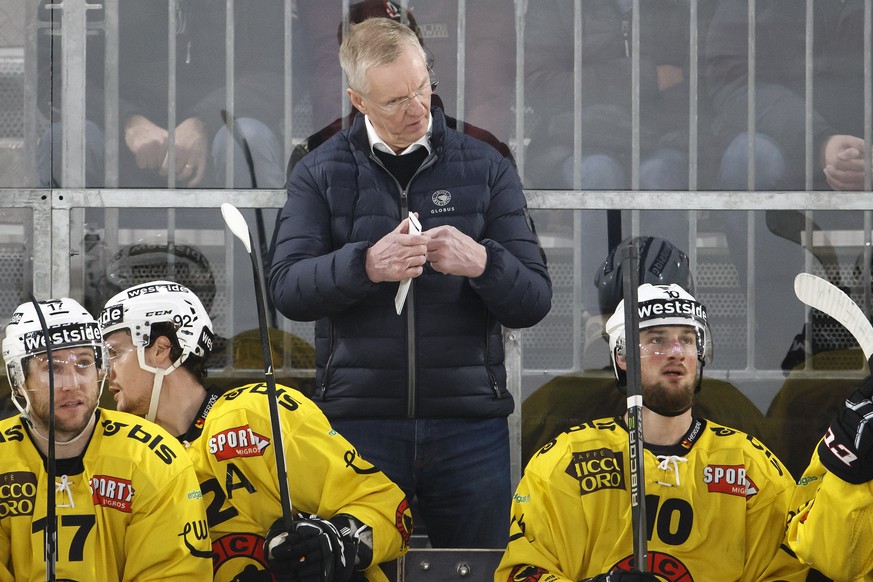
[136,347,185,423]
[27,412,97,446]
[11,384,30,420]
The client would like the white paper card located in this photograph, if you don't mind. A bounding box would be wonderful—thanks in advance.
[394,212,422,315]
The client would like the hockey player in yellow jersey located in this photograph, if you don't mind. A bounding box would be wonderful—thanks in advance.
[99,280,411,582]
[495,283,808,582]
[0,297,211,581]
[787,362,873,580]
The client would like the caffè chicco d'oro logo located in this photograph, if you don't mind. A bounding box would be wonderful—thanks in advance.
[432,190,451,206]
[565,447,625,495]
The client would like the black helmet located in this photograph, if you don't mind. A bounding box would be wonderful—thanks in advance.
[595,236,694,316]
[97,242,217,315]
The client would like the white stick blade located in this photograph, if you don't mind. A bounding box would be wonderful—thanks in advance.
[221,203,252,253]
[794,273,873,361]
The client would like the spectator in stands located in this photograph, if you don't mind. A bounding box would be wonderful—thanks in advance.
[384,1,517,146]
[706,0,871,191]
[36,0,286,188]
[524,0,690,191]
[524,0,693,323]
[269,17,552,549]
[704,0,869,369]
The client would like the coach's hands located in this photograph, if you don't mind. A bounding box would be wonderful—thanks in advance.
[819,369,873,484]
[365,218,428,283]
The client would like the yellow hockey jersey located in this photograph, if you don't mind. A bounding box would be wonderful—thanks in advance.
[788,446,873,581]
[182,383,411,582]
[495,417,808,582]
[0,408,211,581]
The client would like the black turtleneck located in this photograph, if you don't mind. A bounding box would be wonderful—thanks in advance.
[374,146,428,190]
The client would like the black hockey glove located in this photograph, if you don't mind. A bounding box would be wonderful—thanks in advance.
[264,514,362,582]
[585,570,659,582]
[818,372,873,484]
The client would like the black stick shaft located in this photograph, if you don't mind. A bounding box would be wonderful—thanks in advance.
[29,296,56,582]
[243,223,294,531]
[620,243,647,571]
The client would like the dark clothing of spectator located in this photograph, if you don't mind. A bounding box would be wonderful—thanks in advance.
[36,0,286,188]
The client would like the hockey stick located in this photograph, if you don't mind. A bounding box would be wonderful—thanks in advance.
[29,296,57,582]
[794,273,873,361]
[620,242,648,572]
[221,203,293,531]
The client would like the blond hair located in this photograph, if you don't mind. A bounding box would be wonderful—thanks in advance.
[339,17,427,94]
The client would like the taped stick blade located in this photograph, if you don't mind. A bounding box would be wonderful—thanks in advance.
[221,203,252,253]
[794,273,873,361]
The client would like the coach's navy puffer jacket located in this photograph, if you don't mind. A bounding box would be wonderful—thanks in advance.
[269,108,552,419]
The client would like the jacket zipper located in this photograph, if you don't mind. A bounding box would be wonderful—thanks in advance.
[400,186,416,417]
[484,312,500,398]
[369,150,437,417]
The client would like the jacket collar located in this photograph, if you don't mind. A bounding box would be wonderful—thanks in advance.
[350,105,447,155]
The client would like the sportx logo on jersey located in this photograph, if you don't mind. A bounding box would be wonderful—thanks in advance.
[90,475,135,513]
[208,425,270,461]
[0,471,37,518]
[703,464,758,498]
[565,448,625,495]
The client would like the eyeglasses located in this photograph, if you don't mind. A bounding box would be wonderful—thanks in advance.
[360,69,439,115]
